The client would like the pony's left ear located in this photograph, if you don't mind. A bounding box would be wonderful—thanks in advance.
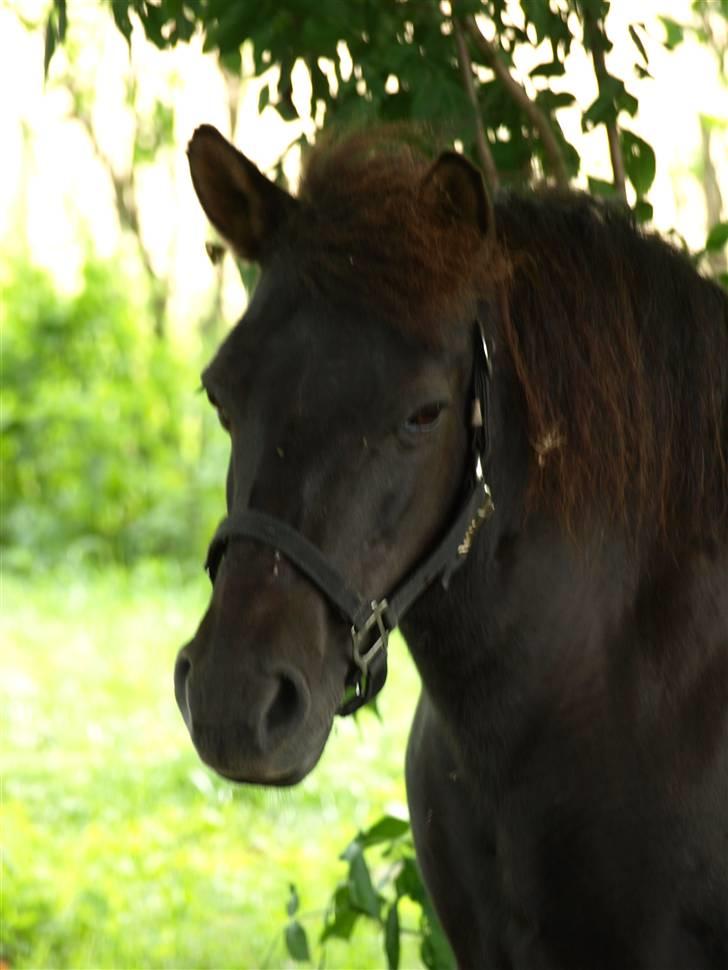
[421,151,494,240]
[187,125,297,262]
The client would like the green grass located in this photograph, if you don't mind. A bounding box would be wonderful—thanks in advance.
[1,563,423,969]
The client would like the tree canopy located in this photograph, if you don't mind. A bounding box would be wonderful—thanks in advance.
[46,1,726,249]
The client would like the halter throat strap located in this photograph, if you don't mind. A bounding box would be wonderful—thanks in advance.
[204,320,495,715]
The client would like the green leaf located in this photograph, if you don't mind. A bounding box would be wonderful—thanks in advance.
[347,847,381,917]
[419,896,456,970]
[138,0,166,47]
[659,16,685,49]
[44,13,57,79]
[420,918,456,970]
[219,48,242,75]
[582,87,616,129]
[490,135,532,176]
[628,24,648,65]
[310,61,331,108]
[621,129,656,196]
[579,0,610,18]
[529,60,566,78]
[535,90,576,112]
[284,920,311,962]
[633,199,653,224]
[616,85,638,117]
[705,221,728,253]
[204,5,250,55]
[320,885,360,942]
[56,0,67,41]
[286,883,299,918]
[111,1,134,46]
[170,5,196,44]
[588,176,617,198]
[258,85,270,114]
[394,856,427,906]
[385,901,400,970]
[43,0,67,78]
[359,815,410,848]
[525,0,556,43]
[583,74,636,130]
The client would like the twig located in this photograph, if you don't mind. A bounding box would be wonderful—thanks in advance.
[66,76,169,336]
[583,12,627,201]
[452,18,499,192]
[697,7,727,275]
[463,15,569,187]
[700,118,727,275]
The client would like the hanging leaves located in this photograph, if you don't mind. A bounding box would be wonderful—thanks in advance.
[621,128,656,197]
[44,0,67,78]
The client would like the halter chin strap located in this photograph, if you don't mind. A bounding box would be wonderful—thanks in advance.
[204,320,495,716]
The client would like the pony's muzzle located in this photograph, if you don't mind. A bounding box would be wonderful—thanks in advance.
[173,644,312,776]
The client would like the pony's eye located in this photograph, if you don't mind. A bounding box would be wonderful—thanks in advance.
[404,402,446,434]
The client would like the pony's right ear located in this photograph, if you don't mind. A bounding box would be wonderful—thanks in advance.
[187,125,297,262]
[420,151,494,242]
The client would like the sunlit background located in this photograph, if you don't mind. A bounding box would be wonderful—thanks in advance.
[2,0,726,322]
[1,1,726,968]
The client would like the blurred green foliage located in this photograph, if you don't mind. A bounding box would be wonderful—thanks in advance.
[284,816,454,969]
[1,256,227,569]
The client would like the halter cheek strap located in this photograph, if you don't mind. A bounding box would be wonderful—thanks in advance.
[204,320,495,716]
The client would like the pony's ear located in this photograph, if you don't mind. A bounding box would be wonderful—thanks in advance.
[421,151,493,239]
[187,125,296,262]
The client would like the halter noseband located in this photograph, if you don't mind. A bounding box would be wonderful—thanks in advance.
[204,320,495,716]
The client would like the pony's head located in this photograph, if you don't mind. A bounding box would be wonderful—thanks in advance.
[174,126,500,784]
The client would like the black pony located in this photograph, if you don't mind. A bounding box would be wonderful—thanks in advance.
[175,125,728,968]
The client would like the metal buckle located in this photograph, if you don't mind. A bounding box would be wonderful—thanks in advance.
[338,600,391,709]
[351,599,391,676]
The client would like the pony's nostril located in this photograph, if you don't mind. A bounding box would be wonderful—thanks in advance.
[263,667,310,744]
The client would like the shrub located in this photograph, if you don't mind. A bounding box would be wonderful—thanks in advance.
[1,256,226,569]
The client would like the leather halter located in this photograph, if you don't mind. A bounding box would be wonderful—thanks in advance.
[204,321,495,716]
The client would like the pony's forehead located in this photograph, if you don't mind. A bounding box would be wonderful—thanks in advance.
[216,264,468,376]
[281,136,503,344]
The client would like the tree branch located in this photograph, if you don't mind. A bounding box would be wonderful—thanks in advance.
[463,15,569,187]
[452,18,499,192]
[583,13,626,201]
[700,117,727,275]
[66,77,169,337]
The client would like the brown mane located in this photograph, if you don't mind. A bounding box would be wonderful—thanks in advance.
[290,131,728,550]
[293,128,510,331]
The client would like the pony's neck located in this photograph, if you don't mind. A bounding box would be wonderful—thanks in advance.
[401,517,639,781]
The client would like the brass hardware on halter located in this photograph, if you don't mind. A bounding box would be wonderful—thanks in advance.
[458,489,495,557]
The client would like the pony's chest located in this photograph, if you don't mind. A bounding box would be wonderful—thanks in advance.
[406,681,728,969]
